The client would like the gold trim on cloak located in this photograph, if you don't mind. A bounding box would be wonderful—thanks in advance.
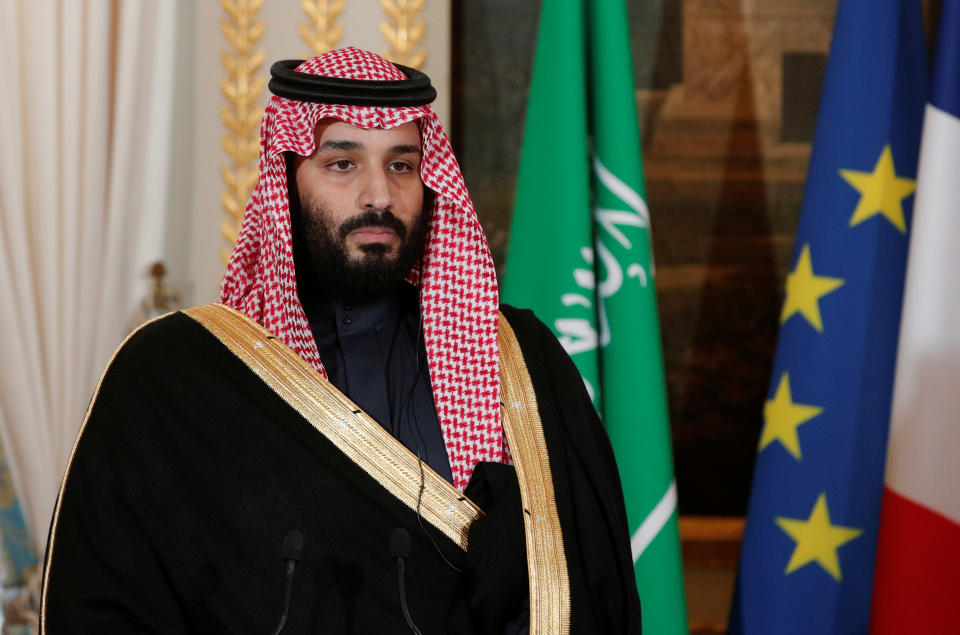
[42,303,571,634]
[191,304,571,632]
[185,303,482,549]
[497,313,571,635]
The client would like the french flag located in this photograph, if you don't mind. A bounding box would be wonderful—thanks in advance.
[870,2,960,632]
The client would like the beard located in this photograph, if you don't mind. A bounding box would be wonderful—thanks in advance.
[293,195,430,305]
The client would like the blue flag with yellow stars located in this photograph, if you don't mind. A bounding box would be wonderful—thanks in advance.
[729,1,927,633]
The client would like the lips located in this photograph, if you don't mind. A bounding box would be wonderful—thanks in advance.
[349,227,397,242]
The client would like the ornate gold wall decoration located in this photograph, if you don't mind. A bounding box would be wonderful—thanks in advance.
[380,0,426,69]
[301,0,345,55]
[219,0,266,264]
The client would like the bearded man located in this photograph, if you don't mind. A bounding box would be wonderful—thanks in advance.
[41,48,642,634]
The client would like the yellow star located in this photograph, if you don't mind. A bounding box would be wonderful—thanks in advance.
[780,244,845,332]
[759,373,823,460]
[776,493,863,581]
[839,144,915,233]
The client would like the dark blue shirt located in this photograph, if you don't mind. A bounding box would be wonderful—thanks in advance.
[300,284,454,484]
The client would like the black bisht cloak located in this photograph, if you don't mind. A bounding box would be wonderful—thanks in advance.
[41,306,642,633]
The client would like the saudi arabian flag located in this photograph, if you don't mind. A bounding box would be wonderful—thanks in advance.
[502,0,688,631]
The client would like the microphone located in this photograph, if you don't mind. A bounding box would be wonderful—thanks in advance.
[271,529,304,635]
[390,527,422,635]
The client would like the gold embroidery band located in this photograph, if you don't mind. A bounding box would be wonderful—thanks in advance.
[497,314,571,635]
[186,303,482,550]
[191,304,570,629]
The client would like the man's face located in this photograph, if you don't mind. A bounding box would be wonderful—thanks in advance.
[294,119,425,261]
[292,119,429,302]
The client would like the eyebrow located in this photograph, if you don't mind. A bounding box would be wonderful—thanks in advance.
[390,144,422,156]
[316,139,422,155]
[317,139,362,152]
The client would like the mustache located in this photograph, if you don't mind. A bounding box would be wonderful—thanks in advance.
[338,209,407,240]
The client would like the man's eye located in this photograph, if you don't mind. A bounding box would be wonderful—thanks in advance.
[390,161,415,173]
[330,160,353,171]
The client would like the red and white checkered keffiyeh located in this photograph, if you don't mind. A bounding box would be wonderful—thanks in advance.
[221,47,503,491]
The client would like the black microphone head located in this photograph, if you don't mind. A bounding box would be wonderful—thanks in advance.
[282,530,304,562]
[389,527,411,560]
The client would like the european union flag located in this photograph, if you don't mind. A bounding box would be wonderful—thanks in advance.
[729,1,928,633]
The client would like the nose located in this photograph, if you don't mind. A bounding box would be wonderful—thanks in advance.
[358,166,392,211]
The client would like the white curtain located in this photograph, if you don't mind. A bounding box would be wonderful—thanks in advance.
[0,0,178,556]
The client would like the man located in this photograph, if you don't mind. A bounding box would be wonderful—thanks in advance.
[41,48,641,633]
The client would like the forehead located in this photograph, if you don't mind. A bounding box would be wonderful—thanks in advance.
[313,119,421,149]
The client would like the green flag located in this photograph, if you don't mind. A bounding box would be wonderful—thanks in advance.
[502,0,688,631]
